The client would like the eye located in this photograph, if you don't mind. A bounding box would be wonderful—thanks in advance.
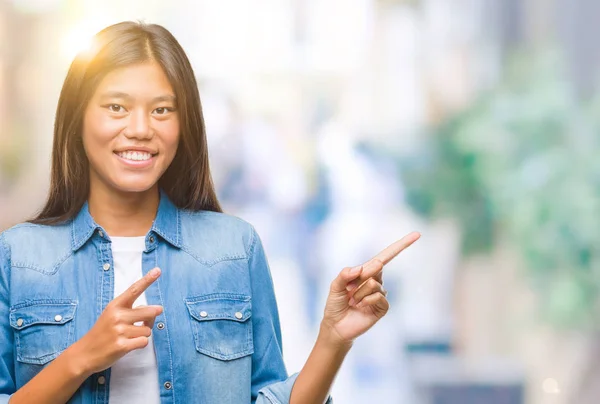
[107,104,125,113]
[153,107,174,115]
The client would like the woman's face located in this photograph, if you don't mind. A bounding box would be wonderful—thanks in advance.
[82,61,180,195]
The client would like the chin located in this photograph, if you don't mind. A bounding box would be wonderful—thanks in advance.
[111,179,160,194]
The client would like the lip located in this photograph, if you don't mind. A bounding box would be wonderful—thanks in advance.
[113,151,157,169]
[114,146,158,154]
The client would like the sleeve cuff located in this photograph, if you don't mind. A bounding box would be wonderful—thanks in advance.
[257,373,333,404]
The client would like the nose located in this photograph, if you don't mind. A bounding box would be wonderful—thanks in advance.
[124,109,153,139]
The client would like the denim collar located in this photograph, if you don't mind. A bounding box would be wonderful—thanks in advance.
[71,189,182,251]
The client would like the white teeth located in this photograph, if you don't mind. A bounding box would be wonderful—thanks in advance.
[117,151,153,161]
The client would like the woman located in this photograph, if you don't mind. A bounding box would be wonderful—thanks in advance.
[0,21,419,404]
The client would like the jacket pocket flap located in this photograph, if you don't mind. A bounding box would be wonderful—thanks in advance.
[185,294,251,323]
[10,301,77,330]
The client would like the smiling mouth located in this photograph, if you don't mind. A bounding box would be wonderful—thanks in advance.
[114,151,157,162]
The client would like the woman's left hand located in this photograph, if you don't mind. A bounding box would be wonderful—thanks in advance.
[320,231,421,346]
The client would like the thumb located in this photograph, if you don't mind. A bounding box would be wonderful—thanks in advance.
[330,265,363,294]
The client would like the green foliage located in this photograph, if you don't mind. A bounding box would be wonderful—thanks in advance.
[0,123,26,186]
[402,51,600,328]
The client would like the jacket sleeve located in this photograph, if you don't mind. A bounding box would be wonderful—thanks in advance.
[0,234,15,403]
[247,226,332,404]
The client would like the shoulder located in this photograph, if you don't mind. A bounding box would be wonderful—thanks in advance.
[178,210,260,265]
[0,221,73,272]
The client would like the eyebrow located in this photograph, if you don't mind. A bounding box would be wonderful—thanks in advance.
[99,91,177,103]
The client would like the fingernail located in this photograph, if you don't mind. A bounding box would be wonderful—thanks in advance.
[346,283,357,292]
[349,265,363,275]
[149,268,160,277]
[349,298,356,306]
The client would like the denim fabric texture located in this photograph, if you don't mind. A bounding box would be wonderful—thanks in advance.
[0,191,330,404]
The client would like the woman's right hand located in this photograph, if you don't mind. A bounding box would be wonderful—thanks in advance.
[69,267,164,376]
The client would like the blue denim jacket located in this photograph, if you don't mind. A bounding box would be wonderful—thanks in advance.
[0,192,313,404]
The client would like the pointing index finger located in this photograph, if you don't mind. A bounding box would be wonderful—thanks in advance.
[346,232,421,292]
[116,267,161,307]
[371,231,421,266]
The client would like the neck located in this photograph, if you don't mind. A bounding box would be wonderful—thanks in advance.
[88,183,160,237]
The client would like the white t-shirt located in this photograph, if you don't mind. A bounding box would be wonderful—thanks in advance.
[108,237,160,404]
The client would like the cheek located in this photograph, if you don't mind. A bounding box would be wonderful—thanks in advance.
[161,121,180,158]
[83,109,122,147]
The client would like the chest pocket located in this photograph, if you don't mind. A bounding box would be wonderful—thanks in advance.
[9,300,77,365]
[185,293,253,361]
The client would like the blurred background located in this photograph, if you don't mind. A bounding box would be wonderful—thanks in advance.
[1,0,600,403]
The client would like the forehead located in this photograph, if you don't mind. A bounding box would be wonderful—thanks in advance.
[94,61,175,98]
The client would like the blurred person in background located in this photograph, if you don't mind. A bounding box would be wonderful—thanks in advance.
[0,21,420,404]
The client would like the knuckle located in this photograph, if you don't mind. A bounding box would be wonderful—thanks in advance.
[115,339,129,353]
[110,311,122,324]
[104,305,118,318]
[116,310,126,321]
[114,324,126,335]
